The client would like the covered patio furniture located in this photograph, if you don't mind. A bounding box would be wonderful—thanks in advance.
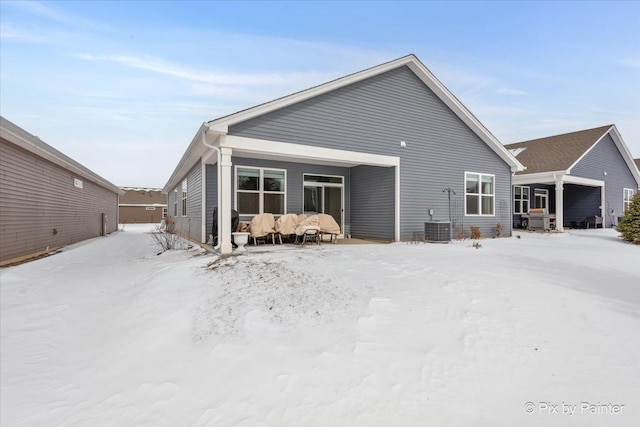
[317,213,340,243]
[274,213,299,243]
[249,213,277,245]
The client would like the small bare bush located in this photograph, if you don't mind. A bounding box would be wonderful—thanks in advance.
[470,226,481,240]
[495,222,503,238]
[454,225,465,241]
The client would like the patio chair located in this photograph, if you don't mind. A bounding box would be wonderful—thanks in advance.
[317,213,340,243]
[585,215,603,229]
[274,213,299,243]
[249,213,277,245]
[294,214,320,246]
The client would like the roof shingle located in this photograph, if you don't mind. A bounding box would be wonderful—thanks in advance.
[505,125,612,175]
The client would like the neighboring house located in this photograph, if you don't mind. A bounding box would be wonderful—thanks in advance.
[635,159,640,188]
[163,55,524,254]
[119,187,167,224]
[505,125,640,230]
[0,116,122,265]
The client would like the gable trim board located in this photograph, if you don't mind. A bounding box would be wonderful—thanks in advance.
[163,55,523,254]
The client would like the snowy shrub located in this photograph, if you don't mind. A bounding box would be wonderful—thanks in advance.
[617,192,640,244]
[495,222,503,238]
[470,226,481,240]
[164,216,177,234]
[454,225,465,240]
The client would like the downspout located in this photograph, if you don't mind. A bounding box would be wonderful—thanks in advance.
[201,125,222,250]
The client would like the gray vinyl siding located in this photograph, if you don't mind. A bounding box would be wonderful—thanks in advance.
[571,133,637,227]
[205,164,217,240]
[173,162,202,241]
[0,138,119,263]
[351,165,395,240]
[229,65,513,239]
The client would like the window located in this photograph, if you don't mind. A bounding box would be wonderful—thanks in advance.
[173,188,178,216]
[623,188,635,213]
[534,189,548,210]
[162,207,167,218]
[465,172,494,216]
[514,186,530,214]
[181,179,187,216]
[236,166,286,215]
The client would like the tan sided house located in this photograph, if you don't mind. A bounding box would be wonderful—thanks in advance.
[119,187,167,224]
[0,116,123,265]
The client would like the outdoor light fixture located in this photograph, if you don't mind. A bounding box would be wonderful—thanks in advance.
[400,140,406,148]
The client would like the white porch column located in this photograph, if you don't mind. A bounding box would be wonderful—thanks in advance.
[220,146,233,254]
[555,178,564,231]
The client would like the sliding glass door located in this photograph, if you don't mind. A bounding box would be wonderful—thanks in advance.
[303,174,343,232]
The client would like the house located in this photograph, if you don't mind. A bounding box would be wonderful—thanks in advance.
[162,55,524,254]
[0,116,122,265]
[119,187,167,224]
[505,125,640,230]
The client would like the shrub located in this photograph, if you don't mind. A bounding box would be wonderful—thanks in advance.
[617,192,640,244]
[470,226,481,240]
[495,222,503,238]
[454,225,465,241]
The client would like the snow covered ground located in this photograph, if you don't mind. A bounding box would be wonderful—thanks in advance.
[1,224,639,426]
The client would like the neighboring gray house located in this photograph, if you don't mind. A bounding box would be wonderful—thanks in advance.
[506,125,640,230]
[163,55,524,254]
[0,116,122,265]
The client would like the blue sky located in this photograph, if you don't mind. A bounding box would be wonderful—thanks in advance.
[1,1,639,188]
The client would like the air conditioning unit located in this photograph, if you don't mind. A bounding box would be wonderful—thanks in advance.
[424,221,451,243]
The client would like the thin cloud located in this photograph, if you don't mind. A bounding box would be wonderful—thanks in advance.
[6,0,110,31]
[79,54,294,86]
[497,88,529,96]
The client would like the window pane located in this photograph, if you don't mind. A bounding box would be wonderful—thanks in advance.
[466,195,479,215]
[481,176,494,195]
[466,174,479,194]
[263,170,285,192]
[482,196,494,215]
[515,186,521,197]
[523,201,529,213]
[264,193,284,214]
[237,192,259,214]
[237,168,259,191]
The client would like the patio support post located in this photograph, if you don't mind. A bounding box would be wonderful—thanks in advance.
[555,177,564,231]
[220,146,233,254]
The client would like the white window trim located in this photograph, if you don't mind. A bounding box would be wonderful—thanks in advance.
[534,188,549,210]
[181,179,188,217]
[623,188,635,213]
[235,165,287,215]
[465,172,495,217]
[514,185,530,214]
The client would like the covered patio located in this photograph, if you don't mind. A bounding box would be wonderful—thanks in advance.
[513,172,605,232]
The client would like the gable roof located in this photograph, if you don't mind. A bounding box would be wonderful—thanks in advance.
[635,158,640,171]
[505,125,612,175]
[164,55,523,191]
[505,124,640,185]
[208,54,523,171]
[1,116,123,195]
